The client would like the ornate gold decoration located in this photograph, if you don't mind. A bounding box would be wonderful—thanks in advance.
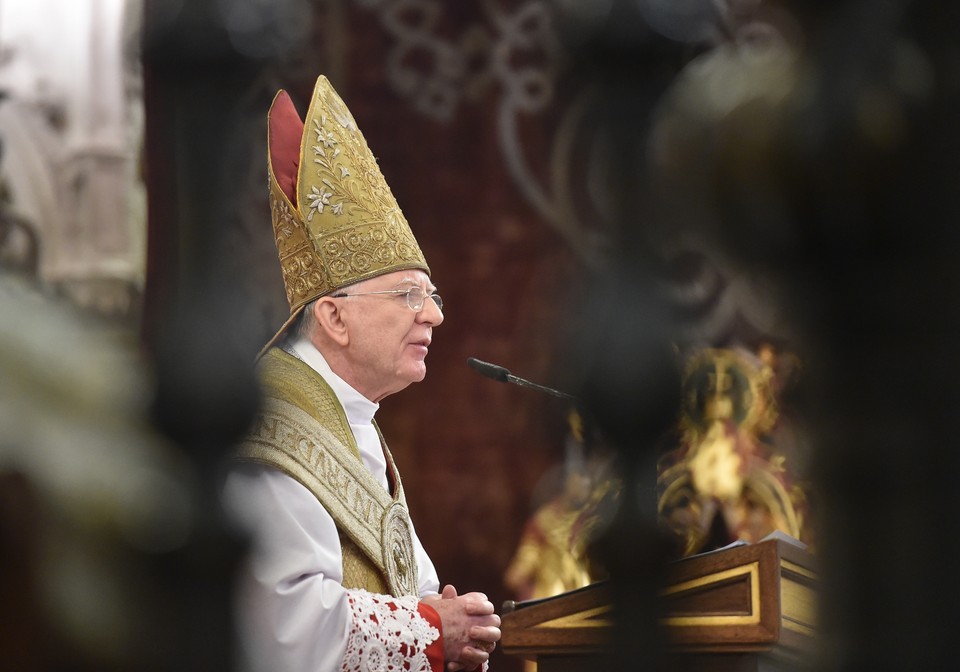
[265,76,429,353]
[679,348,777,442]
[659,347,810,557]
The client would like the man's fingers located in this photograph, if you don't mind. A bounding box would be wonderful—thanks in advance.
[474,613,500,628]
[469,625,501,642]
[458,647,490,668]
[442,584,458,599]
[463,598,496,616]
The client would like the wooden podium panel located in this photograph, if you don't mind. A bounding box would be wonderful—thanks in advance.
[501,539,816,671]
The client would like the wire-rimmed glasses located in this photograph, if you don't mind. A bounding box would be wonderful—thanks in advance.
[332,286,443,312]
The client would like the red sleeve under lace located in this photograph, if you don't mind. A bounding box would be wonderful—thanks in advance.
[339,589,442,672]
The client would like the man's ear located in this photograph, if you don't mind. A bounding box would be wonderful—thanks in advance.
[312,297,350,346]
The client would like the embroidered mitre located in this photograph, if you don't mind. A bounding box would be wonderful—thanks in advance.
[262,76,430,354]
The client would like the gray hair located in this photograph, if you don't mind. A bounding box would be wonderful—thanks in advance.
[293,299,318,340]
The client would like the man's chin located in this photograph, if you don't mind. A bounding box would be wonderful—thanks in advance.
[403,363,428,384]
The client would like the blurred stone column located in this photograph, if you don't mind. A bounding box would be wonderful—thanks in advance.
[0,0,145,321]
[57,0,145,318]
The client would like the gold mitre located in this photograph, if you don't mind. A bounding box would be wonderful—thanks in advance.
[262,75,429,354]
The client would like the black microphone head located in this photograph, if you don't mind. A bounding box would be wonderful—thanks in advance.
[466,357,511,383]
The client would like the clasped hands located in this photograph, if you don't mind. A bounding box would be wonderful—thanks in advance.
[422,584,501,671]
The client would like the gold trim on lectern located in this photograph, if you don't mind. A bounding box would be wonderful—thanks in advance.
[781,559,815,580]
[781,559,816,636]
[538,605,613,629]
[662,561,761,627]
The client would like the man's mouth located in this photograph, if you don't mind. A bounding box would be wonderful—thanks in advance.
[409,338,430,355]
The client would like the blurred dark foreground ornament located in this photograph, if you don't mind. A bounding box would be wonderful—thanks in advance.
[0,273,244,671]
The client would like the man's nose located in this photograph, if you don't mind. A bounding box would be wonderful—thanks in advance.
[419,297,443,325]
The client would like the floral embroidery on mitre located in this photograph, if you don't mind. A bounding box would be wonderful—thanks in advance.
[340,589,440,672]
[265,76,429,321]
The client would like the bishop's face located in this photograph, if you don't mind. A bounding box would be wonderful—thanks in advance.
[336,269,443,402]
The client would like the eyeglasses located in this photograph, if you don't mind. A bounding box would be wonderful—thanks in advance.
[332,286,443,312]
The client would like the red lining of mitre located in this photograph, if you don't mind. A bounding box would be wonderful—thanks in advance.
[268,90,304,204]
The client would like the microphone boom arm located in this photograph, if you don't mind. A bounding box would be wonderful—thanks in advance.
[503,373,577,400]
[467,357,577,401]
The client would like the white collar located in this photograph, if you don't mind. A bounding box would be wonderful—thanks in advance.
[287,335,379,426]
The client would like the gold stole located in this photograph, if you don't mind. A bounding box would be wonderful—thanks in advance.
[235,348,419,597]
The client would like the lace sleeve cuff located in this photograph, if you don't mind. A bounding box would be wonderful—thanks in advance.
[340,589,442,672]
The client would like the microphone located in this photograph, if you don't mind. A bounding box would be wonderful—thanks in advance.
[466,357,577,401]
[465,357,510,383]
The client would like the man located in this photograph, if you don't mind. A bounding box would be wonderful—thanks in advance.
[223,76,500,672]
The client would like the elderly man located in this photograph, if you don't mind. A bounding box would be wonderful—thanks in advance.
[223,76,500,672]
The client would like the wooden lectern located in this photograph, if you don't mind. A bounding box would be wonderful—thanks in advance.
[500,538,816,672]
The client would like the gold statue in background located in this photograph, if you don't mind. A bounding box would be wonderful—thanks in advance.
[658,346,812,556]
